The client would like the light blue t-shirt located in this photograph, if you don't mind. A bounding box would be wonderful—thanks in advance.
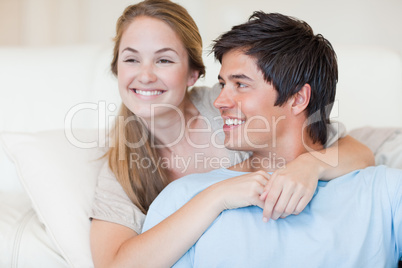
[142,166,402,267]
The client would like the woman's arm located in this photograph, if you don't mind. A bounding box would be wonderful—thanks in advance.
[90,171,269,268]
[310,135,374,180]
[260,135,374,221]
[91,136,374,267]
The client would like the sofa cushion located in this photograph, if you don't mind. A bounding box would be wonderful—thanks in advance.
[0,129,106,268]
[0,192,68,268]
[0,144,23,192]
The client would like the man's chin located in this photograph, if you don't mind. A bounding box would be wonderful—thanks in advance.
[224,145,238,151]
[223,142,248,152]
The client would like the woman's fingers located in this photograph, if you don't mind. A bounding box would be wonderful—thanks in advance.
[261,184,282,221]
[279,192,303,219]
[262,178,315,221]
[219,171,270,210]
[268,185,297,220]
[294,195,311,215]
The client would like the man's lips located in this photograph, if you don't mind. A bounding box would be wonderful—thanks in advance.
[222,116,246,130]
[224,117,246,126]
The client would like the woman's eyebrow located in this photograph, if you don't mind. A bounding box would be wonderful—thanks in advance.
[155,47,179,55]
[121,47,178,55]
[121,47,138,53]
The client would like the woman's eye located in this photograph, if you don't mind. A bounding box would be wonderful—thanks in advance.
[157,59,173,64]
[123,58,138,63]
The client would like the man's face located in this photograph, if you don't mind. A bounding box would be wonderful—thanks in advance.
[213,49,292,153]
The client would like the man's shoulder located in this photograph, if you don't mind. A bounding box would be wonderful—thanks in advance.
[142,168,243,232]
[165,168,240,194]
[149,169,237,209]
[334,165,402,193]
[335,165,400,179]
[319,165,401,195]
[354,165,402,179]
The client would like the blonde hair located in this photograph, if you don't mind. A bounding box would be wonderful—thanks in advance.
[107,0,205,214]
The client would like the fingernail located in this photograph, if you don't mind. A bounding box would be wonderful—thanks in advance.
[262,217,268,222]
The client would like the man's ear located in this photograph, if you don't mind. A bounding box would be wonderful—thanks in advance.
[187,70,199,87]
[291,84,311,115]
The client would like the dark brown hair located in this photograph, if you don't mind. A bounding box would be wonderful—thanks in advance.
[213,12,338,145]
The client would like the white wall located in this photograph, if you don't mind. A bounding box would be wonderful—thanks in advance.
[1,0,401,54]
[0,0,401,130]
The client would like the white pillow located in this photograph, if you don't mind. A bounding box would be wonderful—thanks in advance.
[0,144,24,192]
[0,129,106,268]
[0,192,68,268]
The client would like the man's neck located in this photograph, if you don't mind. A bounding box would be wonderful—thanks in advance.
[229,130,324,173]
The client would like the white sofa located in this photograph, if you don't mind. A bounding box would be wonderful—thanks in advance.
[1,44,402,268]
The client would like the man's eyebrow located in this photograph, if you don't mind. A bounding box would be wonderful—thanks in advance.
[230,74,252,81]
[217,74,253,81]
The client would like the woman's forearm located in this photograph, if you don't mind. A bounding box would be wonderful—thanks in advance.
[94,172,268,268]
[303,135,374,181]
[107,187,222,268]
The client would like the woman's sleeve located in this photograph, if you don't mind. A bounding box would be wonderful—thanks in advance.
[89,161,145,234]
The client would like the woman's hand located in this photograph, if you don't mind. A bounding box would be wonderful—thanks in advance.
[259,154,320,221]
[208,170,270,212]
[258,135,374,222]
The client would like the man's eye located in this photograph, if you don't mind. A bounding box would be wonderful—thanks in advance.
[237,82,246,88]
[219,82,225,89]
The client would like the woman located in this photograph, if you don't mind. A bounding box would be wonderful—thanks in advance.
[90,1,374,267]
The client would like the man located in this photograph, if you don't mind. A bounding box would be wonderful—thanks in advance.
[142,12,402,267]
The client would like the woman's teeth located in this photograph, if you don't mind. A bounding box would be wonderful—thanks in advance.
[225,118,245,126]
[135,90,164,96]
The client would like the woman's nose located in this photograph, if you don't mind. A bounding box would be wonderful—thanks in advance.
[138,63,157,84]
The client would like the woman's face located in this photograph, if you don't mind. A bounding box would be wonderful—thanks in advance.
[117,16,198,119]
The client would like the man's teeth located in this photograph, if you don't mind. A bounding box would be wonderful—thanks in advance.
[136,90,163,96]
[225,118,245,126]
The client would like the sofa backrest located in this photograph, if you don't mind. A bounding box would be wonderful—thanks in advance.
[0,44,401,132]
[333,45,402,130]
[0,44,120,132]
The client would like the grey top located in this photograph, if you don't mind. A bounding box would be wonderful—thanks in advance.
[89,84,346,234]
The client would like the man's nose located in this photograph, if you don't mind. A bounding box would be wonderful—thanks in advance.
[214,86,235,110]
